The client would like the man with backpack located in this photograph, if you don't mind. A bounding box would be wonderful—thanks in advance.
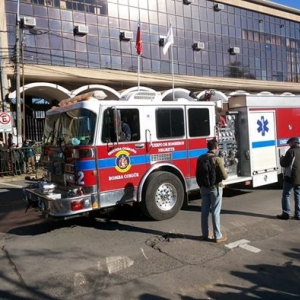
[277,137,300,220]
[196,139,228,243]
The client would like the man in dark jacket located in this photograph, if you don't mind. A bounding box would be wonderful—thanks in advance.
[277,137,300,220]
[196,139,228,243]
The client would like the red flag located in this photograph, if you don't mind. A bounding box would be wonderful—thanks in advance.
[135,22,142,55]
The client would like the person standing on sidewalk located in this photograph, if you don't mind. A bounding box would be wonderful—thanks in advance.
[196,139,228,243]
[7,133,13,148]
[22,139,36,174]
[0,138,9,176]
[277,137,300,220]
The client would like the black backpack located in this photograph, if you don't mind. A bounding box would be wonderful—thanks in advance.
[196,154,216,188]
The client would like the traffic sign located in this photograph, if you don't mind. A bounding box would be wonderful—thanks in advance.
[0,112,13,132]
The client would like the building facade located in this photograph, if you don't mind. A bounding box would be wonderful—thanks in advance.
[1,0,300,140]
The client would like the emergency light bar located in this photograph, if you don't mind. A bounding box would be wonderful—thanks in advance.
[58,91,107,107]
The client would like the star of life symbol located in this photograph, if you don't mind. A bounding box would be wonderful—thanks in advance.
[257,116,269,136]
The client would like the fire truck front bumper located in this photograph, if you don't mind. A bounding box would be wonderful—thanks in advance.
[23,182,95,218]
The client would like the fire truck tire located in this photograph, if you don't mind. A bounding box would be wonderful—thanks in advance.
[140,171,184,221]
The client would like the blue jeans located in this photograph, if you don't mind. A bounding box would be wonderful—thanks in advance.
[200,186,223,239]
[281,181,300,218]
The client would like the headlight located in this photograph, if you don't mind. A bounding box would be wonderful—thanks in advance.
[65,174,75,183]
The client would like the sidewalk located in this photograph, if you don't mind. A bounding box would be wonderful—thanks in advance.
[0,170,44,184]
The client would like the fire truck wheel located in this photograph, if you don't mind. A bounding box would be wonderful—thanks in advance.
[141,171,184,221]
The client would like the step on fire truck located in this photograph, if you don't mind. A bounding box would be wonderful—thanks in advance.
[24,89,300,220]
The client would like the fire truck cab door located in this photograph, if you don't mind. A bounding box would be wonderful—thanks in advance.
[100,106,147,194]
[248,110,278,187]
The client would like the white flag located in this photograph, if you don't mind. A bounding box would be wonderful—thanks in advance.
[163,25,174,55]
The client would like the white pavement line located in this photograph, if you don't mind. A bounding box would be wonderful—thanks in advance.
[0,182,23,189]
[239,243,261,253]
[225,239,251,249]
[141,247,148,260]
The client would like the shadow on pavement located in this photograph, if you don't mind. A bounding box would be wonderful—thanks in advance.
[2,182,279,236]
[206,250,300,299]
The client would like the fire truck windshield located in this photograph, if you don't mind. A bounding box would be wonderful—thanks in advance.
[43,108,96,146]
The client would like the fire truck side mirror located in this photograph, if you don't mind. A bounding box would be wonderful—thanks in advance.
[113,108,122,142]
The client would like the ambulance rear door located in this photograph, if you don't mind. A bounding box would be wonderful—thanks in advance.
[248,109,278,187]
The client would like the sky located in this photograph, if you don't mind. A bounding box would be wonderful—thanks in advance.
[269,0,300,10]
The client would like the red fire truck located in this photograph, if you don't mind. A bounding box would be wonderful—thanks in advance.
[24,89,300,220]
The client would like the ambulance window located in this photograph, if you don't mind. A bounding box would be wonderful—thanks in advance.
[188,108,210,137]
[156,108,184,138]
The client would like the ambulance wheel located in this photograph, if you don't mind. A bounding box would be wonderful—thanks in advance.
[141,171,184,221]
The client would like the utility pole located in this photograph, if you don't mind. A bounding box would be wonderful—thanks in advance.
[22,41,26,139]
[16,0,22,144]
[0,33,7,112]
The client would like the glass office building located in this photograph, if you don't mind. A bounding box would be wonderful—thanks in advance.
[4,0,300,82]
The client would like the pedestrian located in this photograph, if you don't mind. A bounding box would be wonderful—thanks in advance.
[0,138,9,176]
[7,133,13,148]
[277,137,300,220]
[196,139,228,243]
[22,139,36,174]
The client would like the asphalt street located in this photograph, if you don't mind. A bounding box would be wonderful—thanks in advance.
[0,179,300,300]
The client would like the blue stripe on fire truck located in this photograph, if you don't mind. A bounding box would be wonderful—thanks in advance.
[75,148,207,170]
[173,150,188,159]
[188,149,207,158]
[252,140,275,148]
[75,160,97,170]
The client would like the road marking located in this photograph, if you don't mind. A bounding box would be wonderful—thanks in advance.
[225,239,261,253]
[225,239,250,249]
[239,243,261,253]
[0,182,23,189]
[141,247,148,259]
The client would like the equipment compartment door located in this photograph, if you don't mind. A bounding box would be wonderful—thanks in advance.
[249,110,278,187]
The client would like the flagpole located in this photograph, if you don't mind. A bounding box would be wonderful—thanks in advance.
[163,22,175,100]
[137,54,140,91]
[136,19,142,91]
[171,44,174,100]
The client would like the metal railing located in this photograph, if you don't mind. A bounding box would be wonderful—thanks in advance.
[0,142,43,177]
